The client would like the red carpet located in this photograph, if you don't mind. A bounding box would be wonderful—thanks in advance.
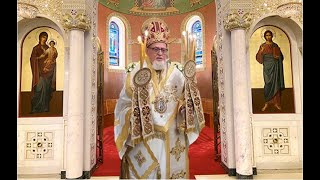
[188,126,225,179]
[92,126,226,179]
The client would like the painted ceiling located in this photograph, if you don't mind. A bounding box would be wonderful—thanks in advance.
[99,0,214,16]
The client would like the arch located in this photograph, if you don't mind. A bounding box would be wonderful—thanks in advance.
[247,14,303,169]
[17,16,67,117]
[250,25,293,113]
[181,12,206,71]
[106,13,131,72]
[109,21,120,66]
[248,13,302,52]
[247,15,302,114]
[191,20,203,66]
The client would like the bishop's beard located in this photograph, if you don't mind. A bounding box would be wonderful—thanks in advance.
[152,60,167,70]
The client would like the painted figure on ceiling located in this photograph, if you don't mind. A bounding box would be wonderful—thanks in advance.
[141,0,169,10]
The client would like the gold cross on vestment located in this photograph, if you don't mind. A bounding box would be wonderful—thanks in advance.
[170,137,185,161]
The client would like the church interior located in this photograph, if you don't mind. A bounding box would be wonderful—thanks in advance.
[17,0,302,179]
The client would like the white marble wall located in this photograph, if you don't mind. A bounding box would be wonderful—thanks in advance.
[252,114,302,169]
[17,118,64,174]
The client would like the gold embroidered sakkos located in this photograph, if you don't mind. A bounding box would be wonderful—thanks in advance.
[114,18,205,179]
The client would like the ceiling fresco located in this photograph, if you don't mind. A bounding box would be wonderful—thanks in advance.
[99,0,215,16]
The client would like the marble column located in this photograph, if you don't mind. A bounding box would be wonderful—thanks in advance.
[231,28,253,178]
[62,12,91,179]
[224,12,253,179]
[66,29,85,179]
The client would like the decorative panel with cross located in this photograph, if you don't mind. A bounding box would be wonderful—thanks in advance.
[262,127,290,155]
[25,131,54,159]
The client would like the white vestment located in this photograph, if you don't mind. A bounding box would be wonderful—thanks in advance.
[114,59,205,179]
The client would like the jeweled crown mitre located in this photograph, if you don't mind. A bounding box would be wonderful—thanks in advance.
[142,18,170,47]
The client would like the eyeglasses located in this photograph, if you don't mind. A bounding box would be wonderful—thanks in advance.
[148,47,168,54]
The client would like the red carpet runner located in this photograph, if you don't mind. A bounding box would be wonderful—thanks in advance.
[92,126,226,179]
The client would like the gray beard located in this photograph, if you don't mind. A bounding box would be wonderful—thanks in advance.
[152,60,167,70]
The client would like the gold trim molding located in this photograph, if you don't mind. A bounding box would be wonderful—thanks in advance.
[17,0,64,23]
[251,0,302,25]
[17,2,39,19]
[276,2,302,24]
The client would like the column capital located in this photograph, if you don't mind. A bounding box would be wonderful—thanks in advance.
[224,12,252,31]
[221,0,253,31]
[62,0,91,31]
[62,13,91,31]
